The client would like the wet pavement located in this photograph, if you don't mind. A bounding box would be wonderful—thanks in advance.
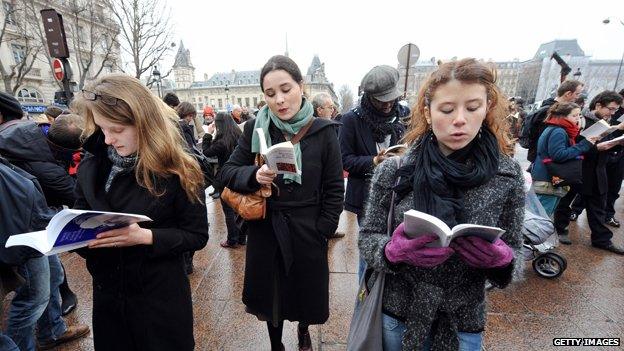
[4,146,624,350]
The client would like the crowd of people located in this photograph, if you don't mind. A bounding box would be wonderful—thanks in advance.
[0,52,622,351]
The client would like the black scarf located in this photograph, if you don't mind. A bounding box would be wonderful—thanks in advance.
[394,128,500,228]
[359,94,404,143]
[105,146,137,193]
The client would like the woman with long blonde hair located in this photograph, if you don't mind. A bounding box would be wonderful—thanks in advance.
[359,59,524,350]
[72,73,208,350]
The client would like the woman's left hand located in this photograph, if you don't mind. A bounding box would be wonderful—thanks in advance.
[206,122,215,134]
[88,223,153,249]
[450,237,513,269]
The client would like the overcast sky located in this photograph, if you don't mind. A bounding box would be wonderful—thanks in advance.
[164,0,624,93]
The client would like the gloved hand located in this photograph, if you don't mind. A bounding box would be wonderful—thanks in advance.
[450,237,514,269]
[384,223,454,268]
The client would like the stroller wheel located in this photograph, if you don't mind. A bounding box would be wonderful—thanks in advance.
[532,252,566,278]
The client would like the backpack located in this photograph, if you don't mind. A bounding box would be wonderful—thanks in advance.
[0,157,52,266]
[518,105,549,149]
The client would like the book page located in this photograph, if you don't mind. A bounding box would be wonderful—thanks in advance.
[54,212,151,248]
[403,209,451,247]
[5,230,49,254]
[451,224,505,243]
[266,141,299,175]
[580,120,616,139]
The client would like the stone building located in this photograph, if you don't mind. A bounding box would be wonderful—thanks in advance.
[398,39,623,107]
[168,44,337,112]
[0,0,120,116]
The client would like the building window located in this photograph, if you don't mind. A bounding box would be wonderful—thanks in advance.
[198,96,202,102]
[237,98,242,106]
[77,26,87,45]
[245,97,250,107]
[11,44,26,64]
[3,1,16,25]
[218,98,223,109]
[17,87,45,103]
[253,97,258,106]
[210,99,215,106]
[191,97,196,102]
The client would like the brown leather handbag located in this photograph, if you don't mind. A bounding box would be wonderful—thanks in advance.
[220,118,315,221]
[221,154,272,221]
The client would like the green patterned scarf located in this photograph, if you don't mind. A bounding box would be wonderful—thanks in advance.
[251,98,314,184]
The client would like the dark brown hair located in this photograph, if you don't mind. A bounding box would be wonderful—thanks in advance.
[259,55,303,92]
[545,102,580,122]
[176,101,196,119]
[557,80,583,97]
[404,58,512,154]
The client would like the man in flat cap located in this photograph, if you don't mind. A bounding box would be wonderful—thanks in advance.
[338,66,409,276]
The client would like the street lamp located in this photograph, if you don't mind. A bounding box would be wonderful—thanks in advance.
[225,83,229,104]
[603,18,624,90]
[152,66,162,98]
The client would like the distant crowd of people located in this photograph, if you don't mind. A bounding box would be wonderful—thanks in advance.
[0,52,622,351]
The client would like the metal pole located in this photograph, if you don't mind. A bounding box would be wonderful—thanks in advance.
[403,45,411,98]
[614,49,624,90]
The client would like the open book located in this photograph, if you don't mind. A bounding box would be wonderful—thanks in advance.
[383,144,408,156]
[403,209,505,247]
[5,209,152,255]
[255,128,299,175]
[580,119,618,139]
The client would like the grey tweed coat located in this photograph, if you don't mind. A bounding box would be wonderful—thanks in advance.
[359,145,525,350]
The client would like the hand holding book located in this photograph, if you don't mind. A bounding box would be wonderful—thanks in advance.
[384,223,454,268]
[450,237,514,269]
[88,223,153,249]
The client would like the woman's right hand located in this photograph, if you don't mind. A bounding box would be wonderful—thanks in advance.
[255,164,276,185]
[384,223,454,268]
[586,136,599,144]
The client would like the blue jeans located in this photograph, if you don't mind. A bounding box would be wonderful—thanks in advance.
[0,334,19,351]
[6,255,67,351]
[382,313,483,351]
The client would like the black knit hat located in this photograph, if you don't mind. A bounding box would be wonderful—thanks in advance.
[0,92,23,120]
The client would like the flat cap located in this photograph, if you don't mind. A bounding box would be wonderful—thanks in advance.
[0,92,23,121]
[360,65,402,102]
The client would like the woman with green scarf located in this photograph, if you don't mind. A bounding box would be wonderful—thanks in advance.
[219,55,344,351]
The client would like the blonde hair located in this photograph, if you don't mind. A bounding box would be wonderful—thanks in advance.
[404,58,512,154]
[73,73,204,202]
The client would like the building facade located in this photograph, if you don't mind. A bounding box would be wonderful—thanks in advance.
[397,39,623,107]
[0,0,120,116]
[168,45,337,112]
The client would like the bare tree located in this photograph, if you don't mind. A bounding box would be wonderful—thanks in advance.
[106,0,174,80]
[338,84,355,114]
[0,0,43,94]
[65,0,120,89]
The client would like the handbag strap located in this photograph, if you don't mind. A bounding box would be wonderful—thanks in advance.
[283,118,315,145]
[386,156,403,236]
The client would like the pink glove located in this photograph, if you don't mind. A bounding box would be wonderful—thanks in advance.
[384,223,455,268]
[450,237,514,269]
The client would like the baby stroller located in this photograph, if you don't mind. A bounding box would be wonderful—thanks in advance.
[522,187,567,278]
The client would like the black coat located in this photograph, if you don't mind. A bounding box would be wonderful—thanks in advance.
[338,106,407,216]
[580,117,624,195]
[219,117,344,324]
[178,120,195,149]
[0,120,75,207]
[74,131,208,351]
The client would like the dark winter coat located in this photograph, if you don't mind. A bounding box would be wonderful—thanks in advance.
[531,126,592,182]
[178,120,195,149]
[359,146,525,350]
[74,130,208,351]
[0,120,75,207]
[339,104,408,216]
[218,117,344,324]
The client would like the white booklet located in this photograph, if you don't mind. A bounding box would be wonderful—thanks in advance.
[255,128,299,175]
[5,209,152,255]
[403,209,505,247]
[580,119,618,139]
